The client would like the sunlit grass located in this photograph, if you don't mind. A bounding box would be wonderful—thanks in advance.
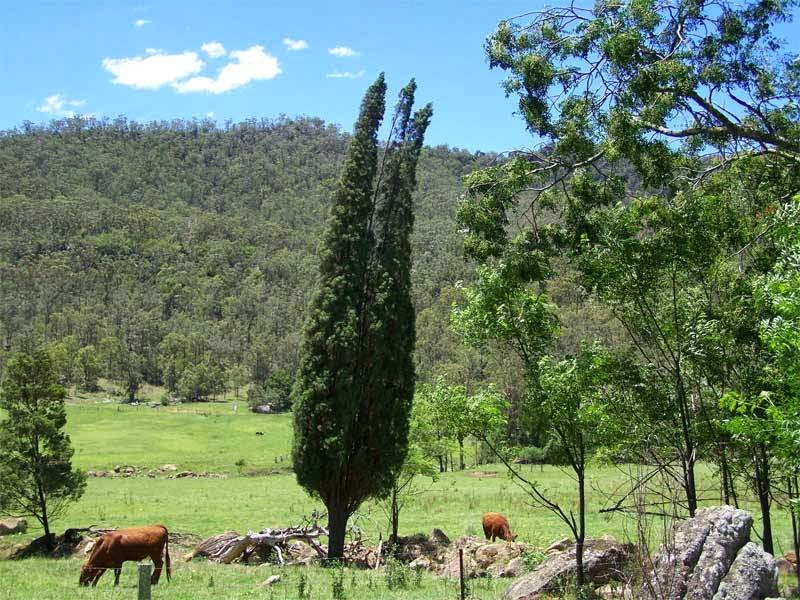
[1,390,798,599]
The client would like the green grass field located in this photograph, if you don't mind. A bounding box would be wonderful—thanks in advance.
[0,390,797,599]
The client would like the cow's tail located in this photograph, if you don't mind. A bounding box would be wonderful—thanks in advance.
[164,529,172,582]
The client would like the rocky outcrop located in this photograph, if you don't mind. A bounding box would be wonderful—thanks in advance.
[643,506,778,600]
[441,536,526,579]
[0,518,27,536]
[503,536,633,600]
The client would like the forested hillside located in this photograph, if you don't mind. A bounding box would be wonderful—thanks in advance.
[0,116,493,403]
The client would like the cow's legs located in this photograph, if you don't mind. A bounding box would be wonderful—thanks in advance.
[113,567,122,586]
[151,554,163,584]
[91,568,106,586]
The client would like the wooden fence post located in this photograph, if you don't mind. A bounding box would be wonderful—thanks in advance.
[459,548,465,600]
[137,562,152,600]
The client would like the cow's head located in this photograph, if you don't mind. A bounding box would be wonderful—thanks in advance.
[78,563,93,586]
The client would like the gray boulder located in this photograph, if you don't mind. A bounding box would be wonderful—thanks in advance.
[713,542,778,600]
[643,506,778,600]
[504,536,633,600]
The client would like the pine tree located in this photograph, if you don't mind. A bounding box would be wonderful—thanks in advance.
[0,350,87,549]
[292,75,432,559]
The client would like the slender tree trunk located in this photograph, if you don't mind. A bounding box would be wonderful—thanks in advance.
[675,385,698,516]
[326,499,349,561]
[755,443,774,555]
[728,458,739,508]
[575,447,586,589]
[790,475,800,589]
[458,438,465,471]
[720,447,731,505]
[37,481,52,550]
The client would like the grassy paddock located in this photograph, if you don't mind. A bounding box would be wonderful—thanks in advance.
[0,393,797,599]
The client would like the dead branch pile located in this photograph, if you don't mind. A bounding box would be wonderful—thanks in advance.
[187,526,330,565]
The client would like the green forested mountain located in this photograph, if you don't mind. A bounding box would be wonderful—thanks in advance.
[0,116,492,402]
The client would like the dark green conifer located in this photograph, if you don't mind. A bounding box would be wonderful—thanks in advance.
[292,75,431,559]
[0,350,87,549]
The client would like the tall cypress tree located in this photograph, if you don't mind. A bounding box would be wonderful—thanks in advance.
[292,75,432,559]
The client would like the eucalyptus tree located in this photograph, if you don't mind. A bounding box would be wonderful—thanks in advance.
[458,0,800,519]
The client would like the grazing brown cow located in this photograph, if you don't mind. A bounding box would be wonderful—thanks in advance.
[482,512,516,542]
[79,525,171,587]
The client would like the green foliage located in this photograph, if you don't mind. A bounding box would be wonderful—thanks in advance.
[247,369,294,412]
[519,547,547,573]
[292,76,432,558]
[537,343,619,463]
[384,557,410,590]
[487,0,800,187]
[0,350,86,544]
[453,265,559,365]
[754,198,800,467]
[176,361,225,402]
[412,378,508,467]
[459,0,800,547]
[330,562,346,600]
[75,345,100,392]
[298,570,310,599]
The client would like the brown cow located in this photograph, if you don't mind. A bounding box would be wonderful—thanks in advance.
[482,512,516,542]
[79,525,171,587]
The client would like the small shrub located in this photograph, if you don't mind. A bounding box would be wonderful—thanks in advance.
[384,556,409,590]
[520,547,547,573]
[330,563,346,600]
[297,570,309,599]
[412,565,424,588]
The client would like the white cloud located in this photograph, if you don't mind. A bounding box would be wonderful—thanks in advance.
[37,94,86,117]
[283,38,308,51]
[201,41,226,58]
[326,70,365,79]
[329,46,359,57]
[145,48,161,55]
[206,111,215,118]
[102,51,204,90]
[134,19,151,27]
[174,45,281,94]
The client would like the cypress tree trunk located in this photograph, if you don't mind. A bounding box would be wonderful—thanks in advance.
[391,487,400,542]
[326,500,349,563]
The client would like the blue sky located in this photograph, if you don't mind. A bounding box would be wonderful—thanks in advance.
[3,1,798,153]
[0,0,542,152]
